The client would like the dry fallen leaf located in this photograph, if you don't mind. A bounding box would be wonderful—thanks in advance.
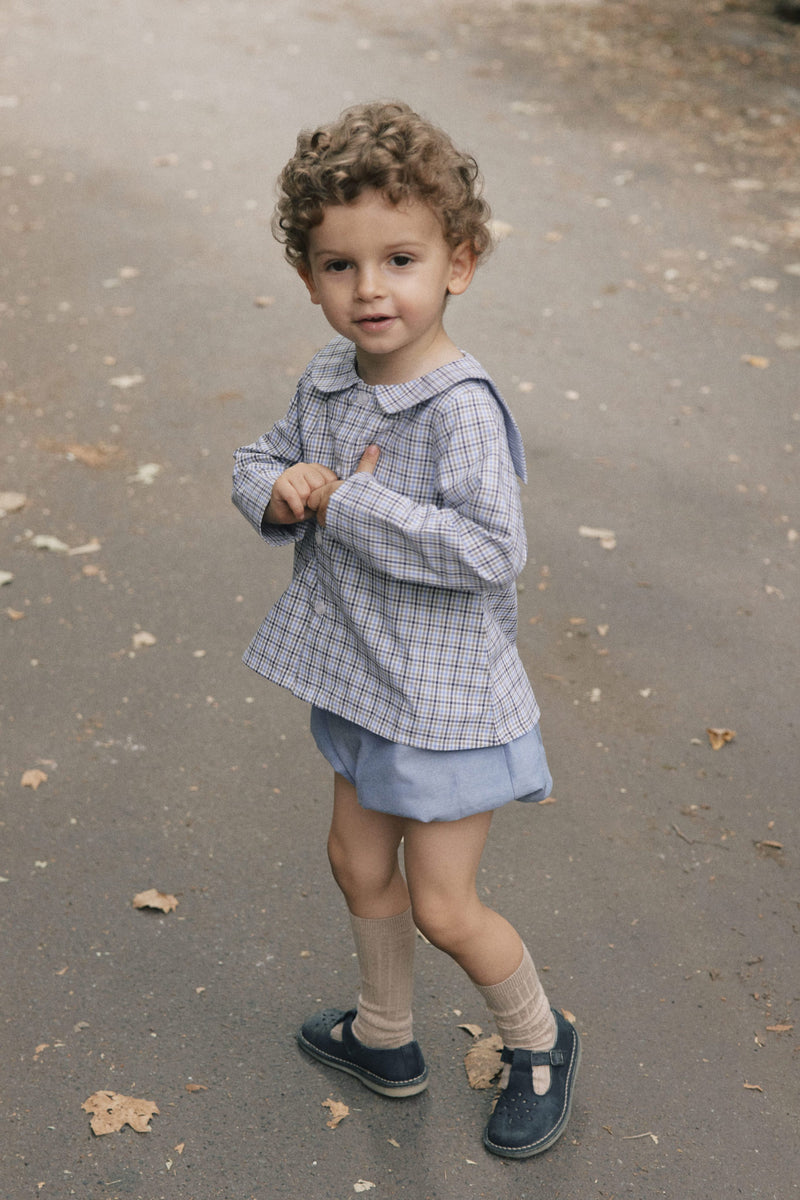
[132,630,157,649]
[31,534,70,553]
[741,355,770,369]
[21,769,48,790]
[488,219,514,242]
[185,1083,208,1092]
[748,276,780,293]
[579,525,617,550]
[109,374,144,390]
[464,1033,503,1089]
[743,1082,763,1092]
[323,1097,350,1128]
[707,728,736,750]
[41,440,120,468]
[67,540,102,557]
[353,1184,376,1194]
[133,889,178,913]
[766,1023,793,1033]
[458,1023,483,1038]
[82,1091,159,1135]
[0,491,26,516]
[755,840,785,864]
[127,463,161,485]
[67,442,121,467]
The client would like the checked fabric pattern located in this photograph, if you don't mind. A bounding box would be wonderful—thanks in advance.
[232,336,540,751]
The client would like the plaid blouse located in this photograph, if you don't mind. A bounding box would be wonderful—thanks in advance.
[232,337,540,751]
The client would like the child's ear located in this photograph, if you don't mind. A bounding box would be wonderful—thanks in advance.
[297,264,321,305]
[446,242,477,297]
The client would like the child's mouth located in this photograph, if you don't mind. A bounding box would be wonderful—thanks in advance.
[357,315,395,330]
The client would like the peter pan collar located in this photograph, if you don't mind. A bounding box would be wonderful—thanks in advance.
[306,335,528,481]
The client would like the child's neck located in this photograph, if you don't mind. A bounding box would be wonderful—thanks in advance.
[355,330,461,387]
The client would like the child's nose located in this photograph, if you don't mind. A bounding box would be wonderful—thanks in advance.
[355,266,385,299]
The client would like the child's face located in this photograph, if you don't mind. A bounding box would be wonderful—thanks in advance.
[298,189,476,385]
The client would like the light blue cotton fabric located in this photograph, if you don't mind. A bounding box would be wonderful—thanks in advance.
[310,706,552,823]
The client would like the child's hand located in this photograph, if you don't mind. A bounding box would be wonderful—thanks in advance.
[308,444,380,527]
[265,462,340,524]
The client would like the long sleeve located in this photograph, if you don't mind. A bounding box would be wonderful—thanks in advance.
[232,394,311,545]
[232,337,540,750]
[324,390,526,592]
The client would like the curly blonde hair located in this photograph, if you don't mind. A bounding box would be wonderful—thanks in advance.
[273,100,492,270]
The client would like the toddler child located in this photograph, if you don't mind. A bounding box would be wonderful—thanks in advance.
[232,100,579,1158]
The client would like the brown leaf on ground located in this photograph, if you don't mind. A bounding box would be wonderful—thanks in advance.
[68,442,121,467]
[706,727,736,750]
[743,1082,763,1092]
[464,1033,503,1089]
[185,1083,208,1092]
[323,1097,349,1128]
[458,1023,483,1038]
[0,491,26,515]
[82,1091,159,1135]
[21,769,48,790]
[766,1023,793,1033]
[133,889,178,913]
[39,439,121,467]
[755,840,786,865]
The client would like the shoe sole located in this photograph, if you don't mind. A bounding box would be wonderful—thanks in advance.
[483,1031,582,1158]
[297,1032,430,1098]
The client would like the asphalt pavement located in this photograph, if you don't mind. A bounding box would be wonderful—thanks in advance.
[1,2,798,1197]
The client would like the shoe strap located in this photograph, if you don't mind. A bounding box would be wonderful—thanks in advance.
[501,1045,566,1067]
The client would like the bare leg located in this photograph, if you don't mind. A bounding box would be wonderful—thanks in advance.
[403,810,555,1092]
[401,810,522,983]
[327,772,408,916]
[326,773,416,1047]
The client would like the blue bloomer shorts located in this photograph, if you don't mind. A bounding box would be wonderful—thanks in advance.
[310,706,552,823]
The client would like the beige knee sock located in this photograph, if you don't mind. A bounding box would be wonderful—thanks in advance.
[342,907,416,1049]
[474,944,557,1095]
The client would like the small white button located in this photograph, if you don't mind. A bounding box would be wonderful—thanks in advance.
[313,599,326,616]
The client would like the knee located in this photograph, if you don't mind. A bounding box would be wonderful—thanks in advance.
[327,829,396,905]
[411,895,476,958]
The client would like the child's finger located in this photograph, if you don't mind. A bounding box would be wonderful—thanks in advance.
[275,481,306,520]
[355,444,380,475]
[313,464,340,485]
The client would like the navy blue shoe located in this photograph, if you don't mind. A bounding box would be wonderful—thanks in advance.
[484,1009,581,1158]
[297,1008,429,1098]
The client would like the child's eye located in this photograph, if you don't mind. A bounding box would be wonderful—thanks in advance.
[325,260,351,273]
[390,254,413,267]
